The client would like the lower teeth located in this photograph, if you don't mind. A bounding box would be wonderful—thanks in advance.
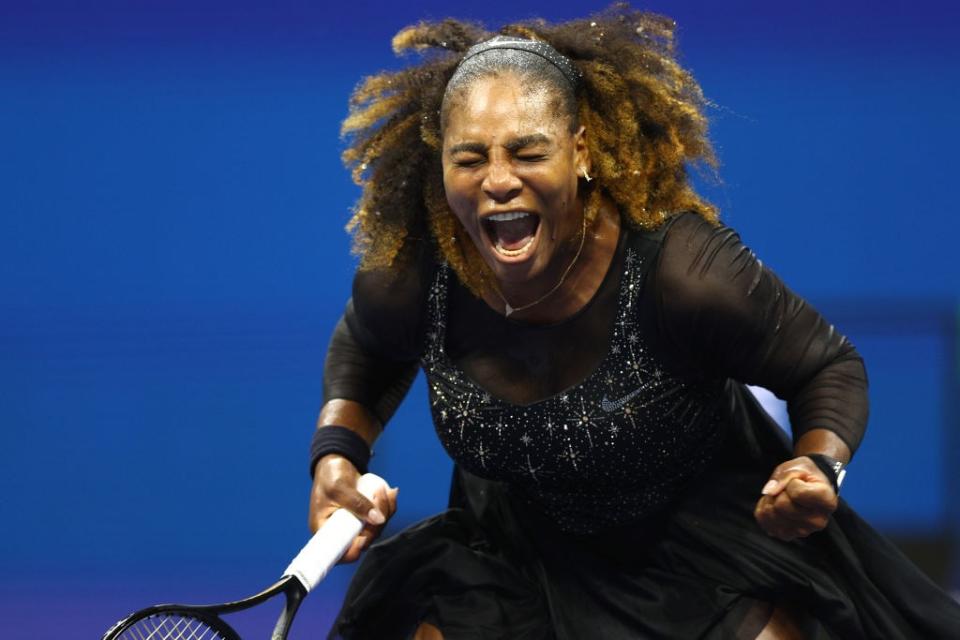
[495,236,535,257]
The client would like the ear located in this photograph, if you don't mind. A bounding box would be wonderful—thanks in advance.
[573,125,590,177]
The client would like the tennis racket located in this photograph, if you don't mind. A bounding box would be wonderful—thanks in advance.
[102,473,389,640]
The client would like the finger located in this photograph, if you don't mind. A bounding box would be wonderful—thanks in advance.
[754,495,817,537]
[755,508,795,542]
[754,494,775,524]
[766,526,795,542]
[386,487,399,518]
[756,511,810,542]
[357,524,380,547]
[367,484,394,523]
[330,480,385,525]
[790,526,819,539]
[760,479,781,496]
[754,496,783,534]
[762,456,827,497]
[342,526,382,564]
[341,536,366,564]
[771,488,829,524]
[765,487,824,523]
[771,501,825,533]
[784,477,838,511]
[773,520,821,541]
[758,492,830,539]
[760,468,804,496]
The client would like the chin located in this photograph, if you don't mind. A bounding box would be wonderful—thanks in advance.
[485,248,553,288]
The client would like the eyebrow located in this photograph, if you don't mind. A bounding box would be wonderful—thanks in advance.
[504,133,552,152]
[448,133,553,156]
[449,141,488,155]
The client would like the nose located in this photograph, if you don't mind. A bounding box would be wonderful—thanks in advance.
[481,158,522,203]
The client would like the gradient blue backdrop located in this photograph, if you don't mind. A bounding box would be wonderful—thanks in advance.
[2,1,958,638]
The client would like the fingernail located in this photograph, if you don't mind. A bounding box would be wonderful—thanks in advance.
[367,508,385,525]
[761,480,778,495]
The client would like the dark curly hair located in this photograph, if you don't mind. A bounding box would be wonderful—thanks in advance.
[341,3,718,296]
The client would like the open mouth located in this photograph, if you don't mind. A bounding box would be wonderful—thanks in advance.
[482,212,541,259]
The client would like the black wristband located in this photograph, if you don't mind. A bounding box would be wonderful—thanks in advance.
[309,426,371,477]
[805,454,846,495]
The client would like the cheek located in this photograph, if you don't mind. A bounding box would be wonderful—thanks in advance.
[531,166,577,206]
[443,173,476,215]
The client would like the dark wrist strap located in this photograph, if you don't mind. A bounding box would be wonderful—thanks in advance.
[805,454,846,495]
[309,425,371,477]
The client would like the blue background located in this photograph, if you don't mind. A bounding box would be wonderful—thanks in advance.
[1,1,958,637]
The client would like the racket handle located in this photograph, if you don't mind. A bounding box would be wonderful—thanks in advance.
[283,473,389,593]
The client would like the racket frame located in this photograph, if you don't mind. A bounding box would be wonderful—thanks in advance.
[103,473,387,639]
[103,566,307,639]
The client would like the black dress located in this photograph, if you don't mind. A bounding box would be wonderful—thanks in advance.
[320,213,960,639]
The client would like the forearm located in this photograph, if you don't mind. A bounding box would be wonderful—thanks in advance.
[313,316,418,476]
[324,315,420,426]
[318,398,383,446]
[792,428,852,465]
[784,345,868,456]
[311,399,383,476]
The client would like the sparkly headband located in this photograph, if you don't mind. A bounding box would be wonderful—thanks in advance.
[458,37,582,89]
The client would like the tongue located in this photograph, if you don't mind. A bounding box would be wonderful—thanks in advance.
[492,217,538,251]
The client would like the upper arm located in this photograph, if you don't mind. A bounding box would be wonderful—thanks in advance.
[651,213,869,452]
[322,241,434,426]
[346,251,431,363]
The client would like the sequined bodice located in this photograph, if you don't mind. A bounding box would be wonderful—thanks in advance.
[421,236,726,534]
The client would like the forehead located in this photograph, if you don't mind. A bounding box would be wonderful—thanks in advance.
[444,74,568,142]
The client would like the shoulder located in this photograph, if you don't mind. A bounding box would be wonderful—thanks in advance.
[650,212,757,307]
[625,212,744,290]
[352,238,436,313]
[348,237,438,361]
[625,210,720,252]
[656,210,735,264]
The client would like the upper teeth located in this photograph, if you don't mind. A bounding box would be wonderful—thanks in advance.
[487,212,531,222]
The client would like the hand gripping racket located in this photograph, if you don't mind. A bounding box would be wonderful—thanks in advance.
[103,473,389,640]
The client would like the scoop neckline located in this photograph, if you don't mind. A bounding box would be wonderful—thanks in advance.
[433,227,635,409]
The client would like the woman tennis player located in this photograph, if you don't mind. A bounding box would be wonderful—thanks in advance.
[306,6,960,638]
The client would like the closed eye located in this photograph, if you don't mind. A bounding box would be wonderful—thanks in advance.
[454,158,485,168]
[448,141,488,167]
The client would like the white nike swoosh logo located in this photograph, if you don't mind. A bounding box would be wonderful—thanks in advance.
[601,387,643,412]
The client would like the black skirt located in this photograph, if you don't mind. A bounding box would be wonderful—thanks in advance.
[330,387,960,639]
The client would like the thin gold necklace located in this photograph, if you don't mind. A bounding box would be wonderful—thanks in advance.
[493,214,588,318]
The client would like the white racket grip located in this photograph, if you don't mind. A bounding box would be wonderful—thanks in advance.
[283,473,389,593]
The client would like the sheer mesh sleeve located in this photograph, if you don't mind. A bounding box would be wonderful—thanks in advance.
[322,241,433,427]
[650,213,869,454]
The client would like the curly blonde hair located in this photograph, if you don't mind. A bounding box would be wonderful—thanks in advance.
[341,3,718,296]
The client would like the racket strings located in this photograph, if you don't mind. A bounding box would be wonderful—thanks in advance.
[115,613,230,640]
